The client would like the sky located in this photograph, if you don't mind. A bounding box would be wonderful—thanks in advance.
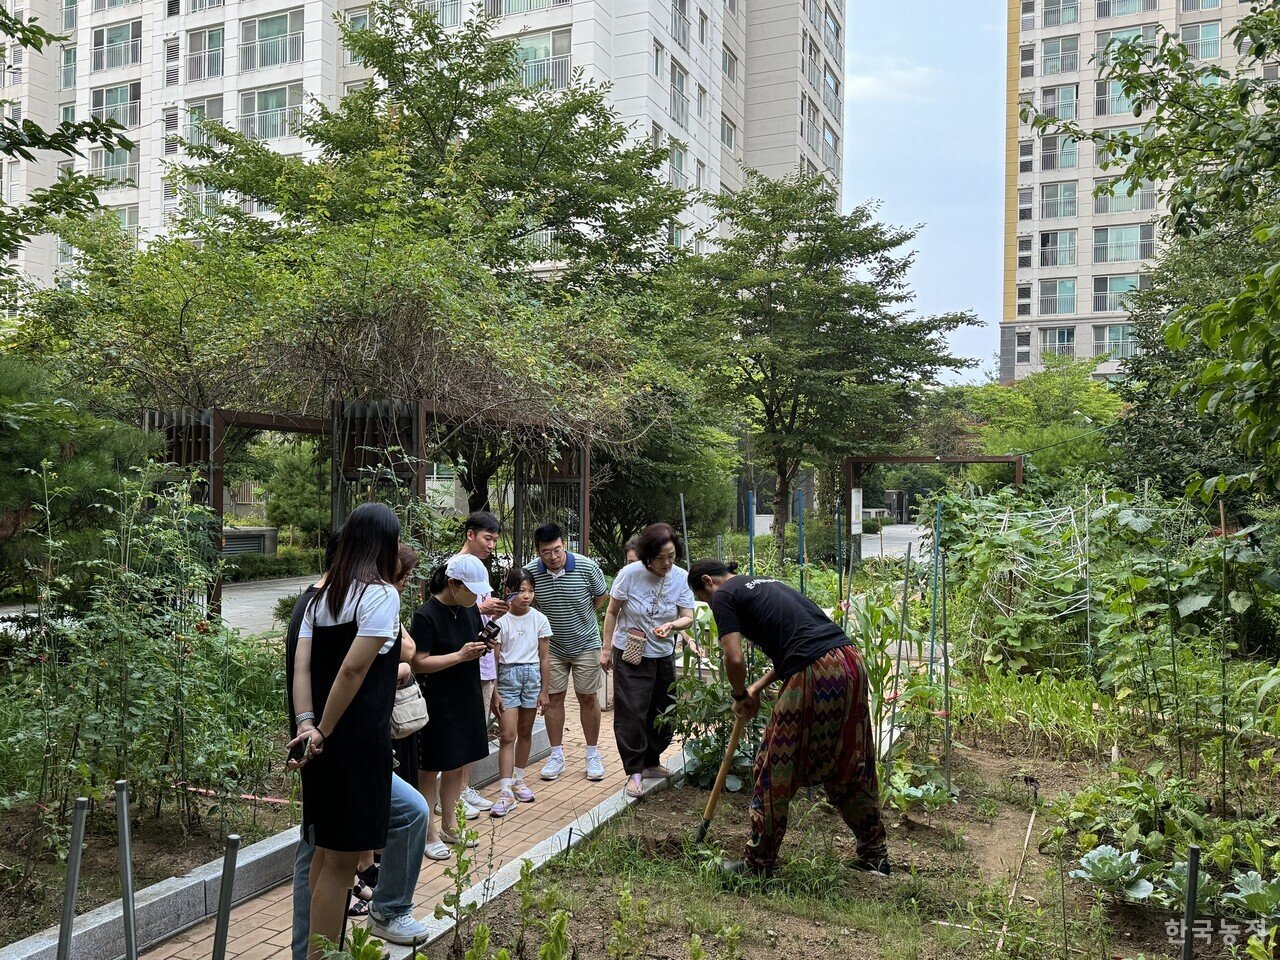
[842,0,1007,384]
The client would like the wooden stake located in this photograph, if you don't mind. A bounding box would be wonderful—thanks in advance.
[994,809,1038,954]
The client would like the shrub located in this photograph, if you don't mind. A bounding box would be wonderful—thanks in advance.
[222,546,325,583]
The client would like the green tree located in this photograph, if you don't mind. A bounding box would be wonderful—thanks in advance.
[264,441,330,546]
[0,9,131,297]
[674,171,974,551]
[1028,5,1280,494]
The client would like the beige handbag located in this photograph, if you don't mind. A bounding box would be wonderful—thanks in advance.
[390,682,429,739]
[621,627,648,666]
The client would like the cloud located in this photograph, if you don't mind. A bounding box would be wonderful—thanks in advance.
[845,55,945,103]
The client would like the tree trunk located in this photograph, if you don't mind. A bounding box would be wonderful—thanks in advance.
[772,466,791,557]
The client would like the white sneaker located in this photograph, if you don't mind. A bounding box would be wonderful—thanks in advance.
[462,787,494,811]
[434,800,480,820]
[367,911,430,946]
[540,753,566,781]
[585,753,606,781]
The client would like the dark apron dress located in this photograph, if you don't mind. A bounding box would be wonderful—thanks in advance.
[300,618,397,852]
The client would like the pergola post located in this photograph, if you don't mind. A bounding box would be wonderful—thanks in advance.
[209,408,226,616]
[580,442,591,558]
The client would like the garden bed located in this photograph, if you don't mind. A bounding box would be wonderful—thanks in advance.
[429,734,1230,960]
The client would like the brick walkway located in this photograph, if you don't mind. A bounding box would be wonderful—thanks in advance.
[144,708,680,960]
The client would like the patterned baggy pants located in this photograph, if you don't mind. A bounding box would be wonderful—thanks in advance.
[745,644,888,870]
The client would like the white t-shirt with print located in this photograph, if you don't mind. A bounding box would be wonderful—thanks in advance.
[300,581,400,655]
[497,608,552,665]
[609,561,695,658]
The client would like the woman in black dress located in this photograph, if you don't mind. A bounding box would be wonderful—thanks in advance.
[287,503,402,958]
[410,553,492,859]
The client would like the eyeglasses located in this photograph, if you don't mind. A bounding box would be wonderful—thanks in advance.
[538,545,566,559]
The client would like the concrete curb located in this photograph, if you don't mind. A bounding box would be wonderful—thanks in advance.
[0,724,552,960]
[392,750,690,959]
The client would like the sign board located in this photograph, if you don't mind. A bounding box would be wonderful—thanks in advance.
[850,487,864,535]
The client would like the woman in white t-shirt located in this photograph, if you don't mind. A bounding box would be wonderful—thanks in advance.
[287,503,402,958]
[601,522,696,799]
[489,568,553,816]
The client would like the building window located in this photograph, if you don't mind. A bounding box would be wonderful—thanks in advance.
[1017,235,1033,269]
[1040,325,1076,356]
[726,0,736,15]
[422,0,461,26]
[188,27,224,82]
[186,95,223,145]
[1182,22,1221,60]
[1040,181,1077,219]
[1093,176,1156,214]
[653,39,664,78]
[721,45,737,84]
[1041,84,1077,120]
[112,203,140,239]
[670,61,688,128]
[1020,44,1034,79]
[165,38,179,86]
[821,123,839,169]
[671,0,690,51]
[1094,223,1155,263]
[1094,323,1139,358]
[1015,331,1032,364]
[239,9,304,73]
[696,84,706,118]
[163,107,179,154]
[60,46,76,90]
[1181,0,1219,9]
[668,143,687,188]
[516,28,571,90]
[698,9,708,44]
[650,120,663,149]
[1095,79,1134,117]
[1040,229,1077,267]
[61,103,76,124]
[1043,0,1079,27]
[345,9,368,65]
[1018,139,1033,174]
[720,114,736,150]
[1096,24,1158,66]
[90,20,142,73]
[91,81,142,127]
[1039,279,1076,316]
[1041,134,1077,171]
[1042,36,1078,75]
[1018,187,1033,221]
[1017,284,1032,316]
[1021,0,1035,31]
[1093,273,1148,312]
[238,84,304,140]
[695,158,705,190]
[91,146,138,188]
[822,65,840,115]
[1096,0,1156,18]
[7,43,23,84]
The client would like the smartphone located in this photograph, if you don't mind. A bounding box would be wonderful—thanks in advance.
[479,620,501,648]
[287,740,307,765]
[505,593,518,604]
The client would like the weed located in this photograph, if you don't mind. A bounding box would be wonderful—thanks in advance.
[605,885,650,960]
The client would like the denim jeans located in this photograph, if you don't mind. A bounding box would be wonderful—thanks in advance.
[291,772,429,960]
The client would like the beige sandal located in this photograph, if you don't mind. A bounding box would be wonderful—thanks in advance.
[625,774,645,799]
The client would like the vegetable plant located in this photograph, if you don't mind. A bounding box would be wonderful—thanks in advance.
[1068,845,1154,901]
[1223,872,1280,920]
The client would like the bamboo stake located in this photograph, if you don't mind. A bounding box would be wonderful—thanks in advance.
[1164,560,1185,780]
[1219,501,1229,814]
[941,551,953,795]
[887,543,913,743]
[994,808,1038,954]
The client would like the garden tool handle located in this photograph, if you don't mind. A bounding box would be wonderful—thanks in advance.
[696,712,746,844]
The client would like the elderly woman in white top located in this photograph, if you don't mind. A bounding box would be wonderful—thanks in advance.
[601,522,696,798]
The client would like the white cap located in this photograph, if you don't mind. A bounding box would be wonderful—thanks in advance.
[445,553,491,597]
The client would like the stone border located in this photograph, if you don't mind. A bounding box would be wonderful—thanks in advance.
[392,749,691,958]
[0,724,552,960]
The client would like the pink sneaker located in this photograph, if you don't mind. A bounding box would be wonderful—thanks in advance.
[489,793,517,817]
[513,781,536,803]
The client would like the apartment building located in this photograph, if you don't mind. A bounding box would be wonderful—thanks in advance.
[2,0,846,283]
[999,0,1250,383]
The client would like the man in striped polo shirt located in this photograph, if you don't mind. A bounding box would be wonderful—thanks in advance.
[524,522,609,782]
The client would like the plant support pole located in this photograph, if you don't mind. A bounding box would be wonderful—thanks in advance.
[1219,501,1228,815]
[927,501,941,684]
[887,543,913,744]
[115,780,138,960]
[1164,560,1185,779]
[836,501,844,627]
[1181,845,1200,960]
[57,798,89,960]
[746,491,755,576]
[679,493,690,569]
[941,551,953,794]
[796,488,806,596]
[211,835,241,960]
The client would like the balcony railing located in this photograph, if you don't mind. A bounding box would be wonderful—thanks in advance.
[186,49,223,81]
[670,86,688,128]
[1039,295,1076,315]
[1186,37,1220,60]
[823,24,841,58]
[1040,342,1076,356]
[420,0,462,26]
[485,0,569,16]
[1094,338,1140,358]
[189,0,223,10]
[238,106,303,140]
[60,62,76,90]
[62,3,77,30]
[1041,146,1077,170]
[1042,51,1079,75]
[1094,290,1134,312]
[519,54,571,90]
[92,101,141,127]
[91,0,139,11]
[1040,197,1077,218]
[821,140,838,169]
[239,32,304,72]
[807,58,821,89]
[668,161,686,189]
[671,6,690,50]
[91,39,143,73]
[822,85,841,116]
[1041,99,1076,120]
[1094,238,1154,262]
[1040,245,1077,267]
[808,0,822,28]
[524,227,565,261]
[1043,2,1079,26]
[804,121,821,154]
[93,161,138,188]
[1097,0,1155,16]
[1094,186,1156,214]
[1095,92,1134,116]
[185,120,221,146]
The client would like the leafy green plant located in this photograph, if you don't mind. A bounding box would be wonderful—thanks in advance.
[605,884,649,960]
[314,925,386,960]
[435,803,482,958]
[464,924,512,960]
[536,911,571,960]
[1068,845,1154,901]
[884,758,954,820]
[1223,872,1280,920]
[1154,860,1223,914]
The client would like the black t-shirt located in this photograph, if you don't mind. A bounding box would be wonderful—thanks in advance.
[710,576,849,681]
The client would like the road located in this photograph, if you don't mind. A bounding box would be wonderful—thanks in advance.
[218,575,317,633]
[860,523,927,560]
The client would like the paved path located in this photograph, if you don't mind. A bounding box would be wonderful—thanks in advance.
[219,576,318,634]
[143,712,683,960]
[860,523,926,560]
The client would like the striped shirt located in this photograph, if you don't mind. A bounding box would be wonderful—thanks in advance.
[524,552,607,657]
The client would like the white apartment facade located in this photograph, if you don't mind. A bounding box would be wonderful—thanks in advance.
[3,0,846,283]
[1000,0,1252,383]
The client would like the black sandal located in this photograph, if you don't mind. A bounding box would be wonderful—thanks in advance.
[356,863,379,890]
[347,883,372,918]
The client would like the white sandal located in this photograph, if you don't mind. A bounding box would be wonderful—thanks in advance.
[440,831,479,848]
[424,841,451,860]
[625,774,645,799]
